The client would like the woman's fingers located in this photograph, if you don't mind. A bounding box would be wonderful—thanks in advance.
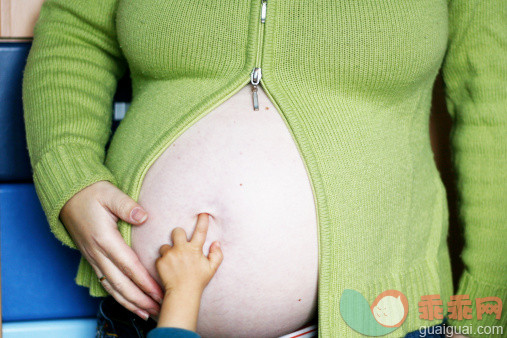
[98,230,165,306]
[92,264,151,321]
[95,183,164,304]
[111,289,151,322]
[190,213,210,248]
[58,181,162,320]
[92,252,161,318]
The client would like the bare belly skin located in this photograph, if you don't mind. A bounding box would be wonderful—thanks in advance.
[133,84,319,338]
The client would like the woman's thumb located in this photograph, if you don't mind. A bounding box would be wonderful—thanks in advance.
[106,187,148,225]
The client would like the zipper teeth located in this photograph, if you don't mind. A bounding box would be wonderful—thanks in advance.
[255,0,266,68]
[249,0,266,111]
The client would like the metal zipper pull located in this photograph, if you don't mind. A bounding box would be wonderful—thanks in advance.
[250,67,262,111]
[261,0,267,23]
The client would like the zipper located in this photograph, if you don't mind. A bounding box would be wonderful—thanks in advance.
[250,67,261,110]
[128,2,269,241]
[260,0,267,23]
[250,0,267,111]
[248,0,322,270]
[128,0,321,262]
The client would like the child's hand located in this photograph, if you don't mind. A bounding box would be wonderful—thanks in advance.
[155,213,223,294]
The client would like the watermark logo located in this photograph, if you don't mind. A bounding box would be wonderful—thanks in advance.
[340,289,408,336]
[418,294,502,321]
[341,290,503,336]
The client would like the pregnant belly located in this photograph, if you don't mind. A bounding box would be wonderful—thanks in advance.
[133,84,319,338]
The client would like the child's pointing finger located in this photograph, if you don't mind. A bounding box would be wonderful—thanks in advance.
[190,213,210,248]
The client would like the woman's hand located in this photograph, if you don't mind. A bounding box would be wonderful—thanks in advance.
[59,180,164,321]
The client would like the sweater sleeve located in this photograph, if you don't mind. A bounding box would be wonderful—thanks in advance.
[22,0,128,250]
[441,0,507,335]
[147,327,201,338]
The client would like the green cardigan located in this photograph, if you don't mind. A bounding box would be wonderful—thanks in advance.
[22,0,506,336]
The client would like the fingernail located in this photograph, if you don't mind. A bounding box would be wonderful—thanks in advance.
[147,307,160,317]
[151,293,163,305]
[131,207,147,223]
[134,309,149,321]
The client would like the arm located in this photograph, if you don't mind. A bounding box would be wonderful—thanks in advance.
[441,0,507,336]
[149,213,223,336]
[22,0,127,249]
[157,288,203,331]
[22,0,163,319]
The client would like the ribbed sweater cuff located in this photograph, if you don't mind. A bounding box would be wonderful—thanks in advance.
[446,269,506,337]
[76,255,109,296]
[32,143,117,250]
[147,327,201,338]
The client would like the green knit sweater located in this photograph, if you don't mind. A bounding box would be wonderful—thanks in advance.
[22,0,506,336]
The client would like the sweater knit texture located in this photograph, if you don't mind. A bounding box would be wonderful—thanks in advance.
[22,0,506,337]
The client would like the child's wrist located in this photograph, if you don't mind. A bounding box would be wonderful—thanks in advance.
[157,286,203,330]
[164,285,204,298]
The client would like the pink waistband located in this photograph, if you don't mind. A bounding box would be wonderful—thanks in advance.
[278,321,317,338]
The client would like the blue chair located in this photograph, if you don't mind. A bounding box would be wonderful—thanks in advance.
[0,184,101,321]
[1,40,132,337]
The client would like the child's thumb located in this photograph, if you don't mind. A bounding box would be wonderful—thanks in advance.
[208,241,223,272]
